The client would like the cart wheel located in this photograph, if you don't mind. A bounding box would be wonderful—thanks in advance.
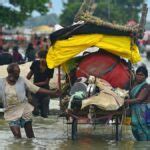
[71,118,78,140]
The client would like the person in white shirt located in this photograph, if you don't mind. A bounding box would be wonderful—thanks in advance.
[0,63,60,138]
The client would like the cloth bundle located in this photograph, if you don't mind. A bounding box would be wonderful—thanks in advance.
[82,79,128,111]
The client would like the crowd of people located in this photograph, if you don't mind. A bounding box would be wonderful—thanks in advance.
[0,35,50,65]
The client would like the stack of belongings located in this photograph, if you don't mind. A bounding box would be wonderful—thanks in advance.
[45,1,148,112]
[82,77,128,111]
[46,2,148,68]
[67,76,128,111]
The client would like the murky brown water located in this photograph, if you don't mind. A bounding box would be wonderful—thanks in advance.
[0,115,150,150]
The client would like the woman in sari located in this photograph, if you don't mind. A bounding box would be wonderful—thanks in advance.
[125,66,150,141]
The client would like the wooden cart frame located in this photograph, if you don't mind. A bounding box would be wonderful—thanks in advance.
[60,106,126,141]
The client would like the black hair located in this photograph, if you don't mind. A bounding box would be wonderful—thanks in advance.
[7,63,19,74]
[13,46,19,52]
[136,66,148,78]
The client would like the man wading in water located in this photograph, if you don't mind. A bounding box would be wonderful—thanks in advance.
[0,63,59,138]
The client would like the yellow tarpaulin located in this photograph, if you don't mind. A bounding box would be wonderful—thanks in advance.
[46,34,141,69]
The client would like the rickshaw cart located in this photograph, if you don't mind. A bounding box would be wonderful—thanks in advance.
[65,106,125,141]
[46,0,148,141]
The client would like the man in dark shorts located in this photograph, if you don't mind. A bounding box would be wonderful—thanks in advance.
[27,51,54,118]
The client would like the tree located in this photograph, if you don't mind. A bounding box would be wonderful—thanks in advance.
[0,0,51,27]
[60,1,83,26]
[60,0,144,26]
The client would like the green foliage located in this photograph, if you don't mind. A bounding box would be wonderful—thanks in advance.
[60,1,82,26]
[0,0,50,27]
[60,0,144,26]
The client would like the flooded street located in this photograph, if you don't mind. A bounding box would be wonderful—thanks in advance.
[0,56,150,150]
[0,116,137,150]
[0,115,150,150]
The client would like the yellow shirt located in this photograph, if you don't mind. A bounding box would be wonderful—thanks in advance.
[5,81,19,107]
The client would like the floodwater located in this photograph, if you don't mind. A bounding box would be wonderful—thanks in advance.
[0,115,138,150]
[0,56,150,150]
[0,115,150,150]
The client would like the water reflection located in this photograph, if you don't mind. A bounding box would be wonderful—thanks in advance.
[0,115,149,150]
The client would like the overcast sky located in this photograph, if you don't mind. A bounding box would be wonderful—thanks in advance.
[51,0,64,15]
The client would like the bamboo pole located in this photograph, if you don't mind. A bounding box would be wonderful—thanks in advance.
[74,1,148,36]
[74,0,96,22]
[79,13,139,32]
[58,66,62,110]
